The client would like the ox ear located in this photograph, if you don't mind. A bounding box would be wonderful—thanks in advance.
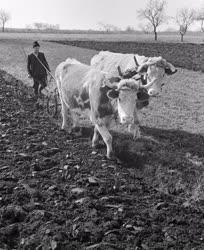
[132,74,142,81]
[137,64,148,74]
[165,67,178,75]
[164,62,177,75]
[108,76,121,83]
[107,89,119,99]
[137,87,149,101]
[122,69,138,79]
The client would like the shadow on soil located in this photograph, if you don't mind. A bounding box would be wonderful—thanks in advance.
[80,125,204,166]
[80,125,204,198]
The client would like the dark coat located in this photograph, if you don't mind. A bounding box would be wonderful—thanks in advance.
[27,52,50,79]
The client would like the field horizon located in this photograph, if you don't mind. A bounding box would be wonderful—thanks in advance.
[0,31,204,43]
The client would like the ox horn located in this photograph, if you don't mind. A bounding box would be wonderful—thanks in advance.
[141,79,154,90]
[117,66,123,78]
[134,56,139,67]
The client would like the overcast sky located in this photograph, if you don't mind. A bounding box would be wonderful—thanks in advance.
[1,0,203,30]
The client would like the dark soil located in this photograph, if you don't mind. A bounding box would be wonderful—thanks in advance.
[1,70,204,250]
[50,40,204,72]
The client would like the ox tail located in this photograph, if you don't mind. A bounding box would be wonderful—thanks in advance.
[55,65,64,100]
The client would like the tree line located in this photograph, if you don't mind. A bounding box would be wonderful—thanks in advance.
[99,0,204,42]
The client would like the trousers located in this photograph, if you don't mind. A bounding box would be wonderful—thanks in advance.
[33,76,47,96]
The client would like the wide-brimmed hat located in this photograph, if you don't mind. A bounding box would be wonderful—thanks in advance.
[33,41,40,48]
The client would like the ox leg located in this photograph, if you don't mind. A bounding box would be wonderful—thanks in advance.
[129,112,141,140]
[92,115,112,148]
[92,126,100,148]
[129,124,141,140]
[95,124,113,159]
[70,111,79,129]
[61,99,72,133]
[70,112,83,136]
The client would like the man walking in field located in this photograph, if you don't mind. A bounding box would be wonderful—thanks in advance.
[27,41,50,99]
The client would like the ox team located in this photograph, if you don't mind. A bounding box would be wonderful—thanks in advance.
[55,52,177,159]
[27,41,177,159]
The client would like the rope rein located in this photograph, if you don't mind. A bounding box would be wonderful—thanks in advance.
[33,53,56,81]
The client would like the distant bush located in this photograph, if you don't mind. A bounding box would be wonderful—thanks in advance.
[25,22,60,31]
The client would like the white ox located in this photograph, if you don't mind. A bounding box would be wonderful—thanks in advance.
[55,58,147,159]
[91,51,177,97]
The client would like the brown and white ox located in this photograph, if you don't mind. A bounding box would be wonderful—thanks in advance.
[91,51,177,97]
[55,58,149,159]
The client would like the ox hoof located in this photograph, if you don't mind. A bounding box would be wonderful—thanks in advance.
[61,126,72,134]
[92,144,104,149]
[106,151,115,160]
[133,134,141,140]
[72,127,83,137]
[106,154,122,164]
[133,129,141,140]
[92,141,100,148]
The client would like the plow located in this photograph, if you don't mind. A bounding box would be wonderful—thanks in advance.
[45,87,61,118]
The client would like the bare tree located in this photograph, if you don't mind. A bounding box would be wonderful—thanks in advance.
[0,9,11,32]
[176,8,195,42]
[196,8,204,32]
[137,0,167,41]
